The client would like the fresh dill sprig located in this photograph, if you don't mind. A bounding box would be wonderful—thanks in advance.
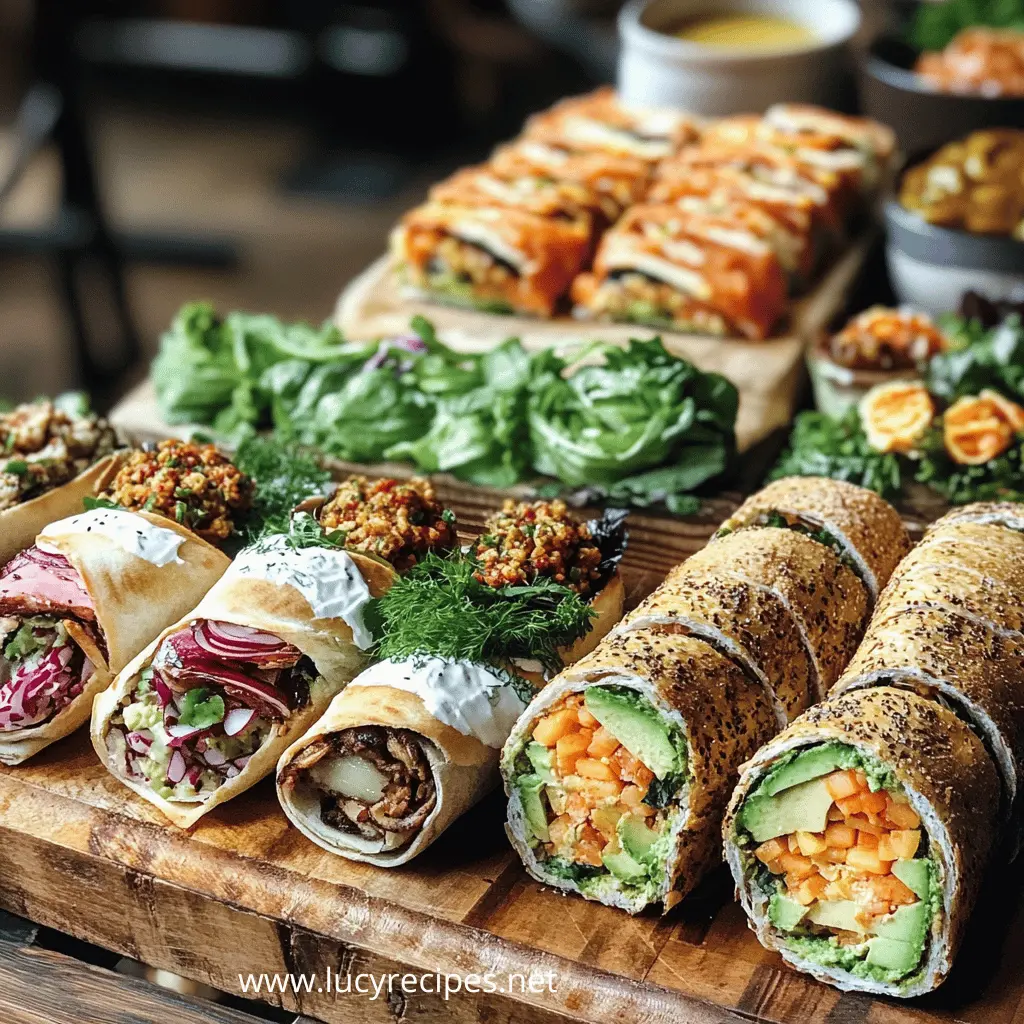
[233,435,331,544]
[371,551,595,677]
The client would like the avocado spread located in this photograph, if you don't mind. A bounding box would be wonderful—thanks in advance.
[736,742,936,987]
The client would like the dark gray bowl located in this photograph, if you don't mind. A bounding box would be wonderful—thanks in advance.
[885,200,1024,316]
[858,35,1024,155]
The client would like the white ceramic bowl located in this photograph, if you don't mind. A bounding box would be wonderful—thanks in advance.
[617,0,861,115]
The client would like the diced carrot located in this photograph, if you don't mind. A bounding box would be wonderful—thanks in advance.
[796,831,828,856]
[888,830,921,860]
[854,770,869,790]
[587,726,620,759]
[779,852,816,880]
[846,846,890,874]
[575,830,606,867]
[787,833,801,854]
[847,815,883,836]
[549,815,573,847]
[826,770,861,801]
[825,847,848,863]
[590,804,623,840]
[576,758,617,782]
[828,805,845,822]
[565,793,590,823]
[870,874,917,907]
[755,838,788,864]
[836,794,863,816]
[577,706,599,729]
[533,709,579,747]
[824,822,856,848]
[860,790,888,815]
[793,874,828,906]
[885,799,921,830]
[573,778,622,802]
[610,747,655,788]
[876,835,897,862]
[620,784,644,808]
[556,731,591,774]
[856,829,879,850]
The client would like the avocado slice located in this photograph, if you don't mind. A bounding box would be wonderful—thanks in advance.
[806,899,868,934]
[761,745,849,796]
[602,847,648,883]
[866,935,920,975]
[584,686,682,780]
[516,774,550,843]
[526,742,556,784]
[618,813,661,865]
[740,777,835,843]
[873,901,929,947]
[892,858,931,900]
[769,892,809,931]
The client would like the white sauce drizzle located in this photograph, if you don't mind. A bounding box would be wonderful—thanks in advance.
[38,509,186,567]
[354,656,527,748]
[228,536,373,648]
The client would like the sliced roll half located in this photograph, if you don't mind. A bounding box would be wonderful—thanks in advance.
[92,536,396,827]
[682,527,869,698]
[724,686,999,997]
[612,561,814,724]
[926,501,1024,535]
[832,603,1024,822]
[716,476,911,605]
[0,508,228,764]
[501,627,777,914]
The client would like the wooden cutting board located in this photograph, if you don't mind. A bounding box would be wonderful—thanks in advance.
[332,231,876,452]
[0,510,1019,1024]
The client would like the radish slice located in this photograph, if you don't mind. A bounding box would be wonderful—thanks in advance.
[234,755,253,770]
[223,707,256,737]
[167,722,205,741]
[166,750,187,784]
[126,731,152,754]
[224,765,241,778]
[203,746,227,767]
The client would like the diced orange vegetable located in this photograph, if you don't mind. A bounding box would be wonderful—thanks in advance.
[587,726,620,759]
[620,784,644,808]
[556,731,591,775]
[826,770,862,801]
[577,706,599,729]
[549,815,573,847]
[793,874,828,905]
[787,833,801,854]
[846,846,890,874]
[575,824,606,867]
[828,805,845,822]
[565,793,590,823]
[856,829,879,850]
[848,815,883,836]
[885,799,921,829]
[854,770,868,790]
[590,804,623,840]
[756,838,789,864]
[825,847,848,863]
[836,794,863,816]
[860,790,888,814]
[796,831,828,856]
[533,709,579,747]
[888,830,921,860]
[825,822,856,848]
[869,874,917,907]
[576,758,617,782]
[575,778,622,802]
[779,852,816,880]
[611,747,655,788]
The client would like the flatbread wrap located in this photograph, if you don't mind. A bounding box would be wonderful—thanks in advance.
[716,476,911,605]
[92,535,397,828]
[276,500,626,864]
[501,627,776,913]
[724,687,999,997]
[0,508,229,764]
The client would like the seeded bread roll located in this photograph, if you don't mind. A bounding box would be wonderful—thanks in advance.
[926,501,1024,536]
[724,687,1000,998]
[502,627,777,914]
[613,561,813,723]
[717,476,911,604]
[683,528,869,698]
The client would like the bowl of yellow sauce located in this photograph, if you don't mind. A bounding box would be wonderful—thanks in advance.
[619,0,861,115]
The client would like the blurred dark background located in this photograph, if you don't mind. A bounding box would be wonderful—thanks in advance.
[0,0,622,403]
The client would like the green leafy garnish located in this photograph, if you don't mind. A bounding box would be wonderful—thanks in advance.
[914,428,1024,503]
[4,459,28,476]
[645,774,686,809]
[910,0,1024,52]
[83,496,123,512]
[177,688,226,729]
[928,315,1024,405]
[771,408,904,500]
[371,552,595,677]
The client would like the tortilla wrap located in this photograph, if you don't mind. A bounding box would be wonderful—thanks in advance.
[275,571,623,864]
[717,476,910,603]
[0,509,229,765]
[0,451,124,566]
[724,687,1000,998]
[613,561,813,724]
[91,548,397,828]
[832,603,1024,820]
[501,627,777,914]
[682,527,869,698]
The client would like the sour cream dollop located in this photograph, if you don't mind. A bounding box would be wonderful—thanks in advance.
[228,536,374,648]
[39,509,186,567]
[352,656,527,748]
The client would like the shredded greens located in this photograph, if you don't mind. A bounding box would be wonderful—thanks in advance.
[910,0,1024,52]
[370,552,595,677]
[152,305,737,513]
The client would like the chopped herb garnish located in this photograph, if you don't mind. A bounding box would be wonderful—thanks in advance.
[4,459,28,476]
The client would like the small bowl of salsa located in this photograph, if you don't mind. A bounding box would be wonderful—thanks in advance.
[618,0,861,115]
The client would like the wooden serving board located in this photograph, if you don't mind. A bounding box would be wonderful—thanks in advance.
[1,535,1023,1024]
[333,232,875,453]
